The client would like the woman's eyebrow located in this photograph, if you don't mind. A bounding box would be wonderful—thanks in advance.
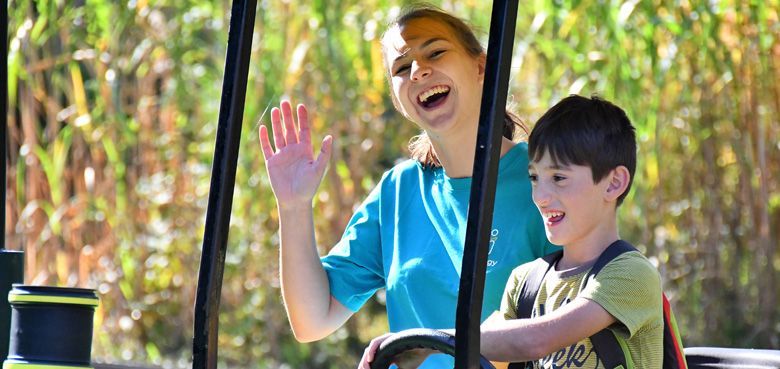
[393,49,411,63]
[420,37,447,48]
[393,37,449,63]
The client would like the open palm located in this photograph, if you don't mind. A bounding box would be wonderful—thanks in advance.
[259,101,333,209]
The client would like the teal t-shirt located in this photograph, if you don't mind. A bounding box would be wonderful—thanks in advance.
[321,143,557,367]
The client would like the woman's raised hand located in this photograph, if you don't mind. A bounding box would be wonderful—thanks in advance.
[259,101,333,209]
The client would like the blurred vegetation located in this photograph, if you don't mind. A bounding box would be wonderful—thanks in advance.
[4,0,779,368]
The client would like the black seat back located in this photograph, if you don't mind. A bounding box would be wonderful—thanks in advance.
[685,347,780,368]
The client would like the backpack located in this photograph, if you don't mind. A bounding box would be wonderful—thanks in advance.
[507,240,688,369]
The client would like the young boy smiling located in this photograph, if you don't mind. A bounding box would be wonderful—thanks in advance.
[358,95,664,369]
[480,95,663,368]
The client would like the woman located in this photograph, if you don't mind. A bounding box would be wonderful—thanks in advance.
[259,5,556,366]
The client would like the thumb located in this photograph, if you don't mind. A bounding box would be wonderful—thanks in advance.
[314,135,333,175]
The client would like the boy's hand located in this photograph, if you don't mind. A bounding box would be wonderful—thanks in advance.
[357,333,436,369]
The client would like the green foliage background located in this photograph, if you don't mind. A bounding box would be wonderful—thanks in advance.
[5,0,779,368]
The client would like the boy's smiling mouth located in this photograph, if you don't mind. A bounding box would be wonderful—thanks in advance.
[417,85,450,109]
[544,210,565,225]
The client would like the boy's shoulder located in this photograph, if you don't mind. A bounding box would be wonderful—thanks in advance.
[600,248,659,278]
[588,249,663,303]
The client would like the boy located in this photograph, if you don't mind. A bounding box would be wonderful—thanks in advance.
[480,94,662,368]
[359,95,663,369]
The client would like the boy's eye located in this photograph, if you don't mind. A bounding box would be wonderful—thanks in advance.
[553,175,566,182]
[528,174,538,182]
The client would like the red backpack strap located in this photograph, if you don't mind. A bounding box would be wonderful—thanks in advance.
[662,293,688,369]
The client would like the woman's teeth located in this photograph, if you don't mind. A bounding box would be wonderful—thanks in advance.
[418,86,450,103]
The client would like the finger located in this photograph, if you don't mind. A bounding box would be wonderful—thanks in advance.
[359,346,373,369]
[281,100,298,144]
[297,103,312,146]
[271,107,285,151]
[366,332,392,364]
[366,342,376,363]
[258,125,275,159]
[314,135,334,176]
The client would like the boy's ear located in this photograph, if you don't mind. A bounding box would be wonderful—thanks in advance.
[604,166,630,202]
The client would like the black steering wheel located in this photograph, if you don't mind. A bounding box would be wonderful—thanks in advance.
[369,328,496,369]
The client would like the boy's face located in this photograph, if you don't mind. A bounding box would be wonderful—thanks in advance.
[528,151,616,248]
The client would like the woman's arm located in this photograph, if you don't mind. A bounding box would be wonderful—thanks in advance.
[277,205,353,341]
[260,101,351,342]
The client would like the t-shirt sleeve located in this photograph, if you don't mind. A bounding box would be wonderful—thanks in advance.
[579,252,663,339]
[321,181,386,313]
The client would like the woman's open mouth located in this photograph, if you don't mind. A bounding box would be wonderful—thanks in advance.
[417,85,451,109]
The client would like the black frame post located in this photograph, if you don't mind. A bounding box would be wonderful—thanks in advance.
[191,1,257,368]
[2,0,7,247]
[454,1,519,368]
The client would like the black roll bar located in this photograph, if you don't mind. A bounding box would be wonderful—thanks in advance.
[191,1,257,369]
[454,1,518,368]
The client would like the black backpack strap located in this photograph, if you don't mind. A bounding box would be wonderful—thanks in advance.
[582,240,638,369]
[507,251,562,369]
[517,250,563,318]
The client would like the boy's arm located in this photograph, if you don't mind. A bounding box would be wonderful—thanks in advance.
[479,297,616,362]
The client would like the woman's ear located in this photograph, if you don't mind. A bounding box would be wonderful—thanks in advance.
[477,53,487,81]
[604,166,630,202]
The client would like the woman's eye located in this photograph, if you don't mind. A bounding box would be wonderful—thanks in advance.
[430,50,445,58]
[394,65,410,75]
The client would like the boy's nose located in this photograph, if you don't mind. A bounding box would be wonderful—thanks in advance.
[532,186,551,207]
[411,61,431,81]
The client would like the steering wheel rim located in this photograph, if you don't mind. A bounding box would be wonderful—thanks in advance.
[369,328,496,369]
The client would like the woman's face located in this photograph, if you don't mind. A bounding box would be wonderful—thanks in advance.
[383,17,486,137]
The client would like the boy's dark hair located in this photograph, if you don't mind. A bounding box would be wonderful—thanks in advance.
[528,95,637,206]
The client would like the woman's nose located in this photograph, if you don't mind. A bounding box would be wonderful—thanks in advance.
[410,61,431,81]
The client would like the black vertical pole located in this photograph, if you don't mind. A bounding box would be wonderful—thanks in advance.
[1,0,25,363]
[1,0,7,246]
[454,1,518,368]
[191,1,256,369]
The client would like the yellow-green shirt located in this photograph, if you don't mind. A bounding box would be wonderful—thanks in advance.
[500,251,663,369]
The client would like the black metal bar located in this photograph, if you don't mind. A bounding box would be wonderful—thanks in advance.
[454,1,519,368]
[2,0,8,250]
[191,1,256,369]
